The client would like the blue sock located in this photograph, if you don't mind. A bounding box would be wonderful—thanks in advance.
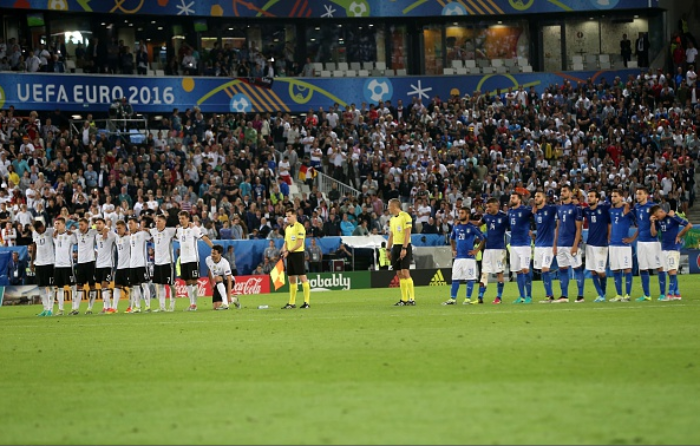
[658,271,666,296]
[542,271,553,297]
[600,275,607,295]
[670,274,678,295]
[592,274,603,297]
[575,267,585,297]
[560,268,570,297]
[640,270,650,296]
[478,284,486,299]
[516,273,526,297]
[526,271,533,297]
[625,272,633,295]
[497,281,504,298]
[450,281,460,299]
[466,281,475,299]
[614,271,623,295]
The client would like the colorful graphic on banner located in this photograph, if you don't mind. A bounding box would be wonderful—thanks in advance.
[0,69,640,113]
[0,0,656,17]
[270,271,371,293]
[174,275,270,298]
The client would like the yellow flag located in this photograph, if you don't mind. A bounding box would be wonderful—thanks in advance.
[270,259,286,290]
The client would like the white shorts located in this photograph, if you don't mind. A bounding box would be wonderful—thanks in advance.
[609,246,633,271]
[637,241,662,270]
[482,249,505,273]
[509,246,531,272]
[585,245,609,273]
[556,246,582,268]
[533,247,554,270]
[453,258,478,281]
[661,250,680,272]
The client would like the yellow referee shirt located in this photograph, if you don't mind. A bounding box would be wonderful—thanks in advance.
[284,222,306,252]
[390,211,412,246]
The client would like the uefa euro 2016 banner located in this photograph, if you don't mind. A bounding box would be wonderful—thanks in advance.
[0,70,639,114]
[0,0,656,18]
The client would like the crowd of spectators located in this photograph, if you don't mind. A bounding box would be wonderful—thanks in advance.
[0,68,698,261]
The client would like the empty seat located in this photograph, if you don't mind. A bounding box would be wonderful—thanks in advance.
[320,70,331,77]
[482,66,495,74]
[337,62,349,71]
[585,54,597,65]
[521,65,533,73]
[375,61,386,71]
[443,67,455,75]
[517,57,529,66]
[358,69,369,77]
[572,63,584,71]
[155,70,165,76]
[456,67,468,75]
[627,60,638,68]
[325,62,336,71]
[599,54,610,64]
[464,59,476,68]
[451,59,463,69]
[600,61,611,70]
[332,70,344,77]
[350,62,361,71]
[572,55,583,65]
[491,59,504,67]
[362,62,374,70]
[312,62,323,72]
[477,59,490,68]
[496,66,507,73]
[504,58,517,67]
[395,68,407,76]
[345,70,357,77]
[466,66,480,74]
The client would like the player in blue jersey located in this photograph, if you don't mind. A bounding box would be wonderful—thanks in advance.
[479,198,508,304]
[443,207,485,305]
[508,192,534,303]
[582,191,611,302]
[650,205,692,301]
[553,185,584,303]
[608,190,635,301]
[532,191,558,303]
[631,187,663,301]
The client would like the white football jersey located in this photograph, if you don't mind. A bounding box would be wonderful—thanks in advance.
[149,227,177,266]
[53,231,77,268]
[115,234,131,270]
[95,231,117,269]
[176,225,204,264]
[76,229,97,264]
[206,256,232,278]
[32,228,55,266]
[129,230,151,268]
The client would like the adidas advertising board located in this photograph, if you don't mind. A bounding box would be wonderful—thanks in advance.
[371,269,453,288]
[270,272,371,293]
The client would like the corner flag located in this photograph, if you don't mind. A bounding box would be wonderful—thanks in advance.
[270,259,286,291]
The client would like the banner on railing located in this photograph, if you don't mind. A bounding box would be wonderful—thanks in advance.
[174,275,270,298]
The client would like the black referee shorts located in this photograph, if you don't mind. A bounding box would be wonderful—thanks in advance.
[391,245,412,271]
[287,252,306,277]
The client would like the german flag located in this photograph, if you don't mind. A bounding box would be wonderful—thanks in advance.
[298,165,317,182]
[270,259,286,291]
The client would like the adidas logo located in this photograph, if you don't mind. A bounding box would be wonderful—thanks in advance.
[430,270,446,286]
[389,275,401,288]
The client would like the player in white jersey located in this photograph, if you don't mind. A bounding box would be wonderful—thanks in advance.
[149,214,177,312]
[127,217,152,313]
[93,217,117,314]
[52,217,77,316]
[206,244,236,310]
[177,211,213,311]
[113,220,131,313]
[30,220,55,317]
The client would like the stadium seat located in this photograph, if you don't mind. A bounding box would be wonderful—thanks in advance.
[345,70,357,77]
[572,63,584,71]
[312,62,323,72]
[521,65,533,73]
[320,70,331,77]
[628,60,638,68]
[337,62,349,71]
[325,62,336,71]
[358,69,369,77]
[477,59,490,68]
[451,60,463,69]
[482,66,495,74]
[155,70,165,76]
[375,61,386,71]
[491,59,504,68]
[362,62,374,70]
[464,60,476,69]
[395,68,407,76]
[496,66,507,74]
[517,57,529,66]
[572,55,583,66]
[350,62,362,71]
[456,67,468,75]
[504,58,517,67]
[443,68,455,75]
[332,70,344,78]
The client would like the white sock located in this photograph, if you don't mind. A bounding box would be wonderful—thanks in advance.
[216,282,228,306]
[87,289,96,310]
[45,287,53,311]
[142,284,150,308]
[102,288,111,310]
[57,289,64,311]
[73,289,82,310]
[132,286,141,309]
[166,285,174,310]
[113,288,121,311]
[156,284,165,309]
[189,284,197,306]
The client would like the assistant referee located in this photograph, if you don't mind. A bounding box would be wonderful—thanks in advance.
[281,207,311,309]
[386,198,415,306]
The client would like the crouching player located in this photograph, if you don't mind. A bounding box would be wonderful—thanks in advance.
[443,208,485,305]
[649,206,692,301]
[206,244,238,310]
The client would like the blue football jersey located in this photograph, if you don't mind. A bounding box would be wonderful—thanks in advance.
[508,206,533,247]
[556,202,582,247]
[634,201,657,243]
[451,223,485,259]
[609,205,635,246]
[534,205,557,248]
[656,214,688,251]
[582,203,611,247]
[482,211,507,250]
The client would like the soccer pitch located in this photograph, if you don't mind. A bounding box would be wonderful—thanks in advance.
[2,277,700,445]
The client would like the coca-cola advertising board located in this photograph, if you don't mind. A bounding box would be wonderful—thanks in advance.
[174,275,270,297]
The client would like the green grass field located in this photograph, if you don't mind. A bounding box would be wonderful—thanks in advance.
[1,276,700,445]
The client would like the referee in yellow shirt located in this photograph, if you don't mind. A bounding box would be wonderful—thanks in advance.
[386,198,415,306]
[281,207,311,309]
